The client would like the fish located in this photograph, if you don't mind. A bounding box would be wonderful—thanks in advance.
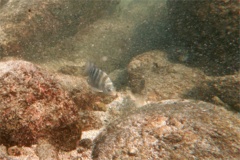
[84,62,116,95]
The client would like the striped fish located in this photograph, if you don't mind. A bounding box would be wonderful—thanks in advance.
[84,62,116,95]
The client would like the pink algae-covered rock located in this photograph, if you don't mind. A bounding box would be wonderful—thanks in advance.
[0,60,80,150]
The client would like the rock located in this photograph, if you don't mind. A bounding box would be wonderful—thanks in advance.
[92,100,240,159]
[167,0,239,75]
[36,139,58,160]
[127,50,207,101]
[78,138,92,150]
[0,0,119,57]
[0,144,39,160]
[77,138,93,154]
[51,71,116,111]
[7,146,23,156]
[210,74,240,111]
[58,65,82,76]
[71,88,116,111]
[109,69,128,91]
[79,111,104,131]
[185,73,240,111]
[0,60,80,151]
[0,144,7,158]
[54,73,88,93]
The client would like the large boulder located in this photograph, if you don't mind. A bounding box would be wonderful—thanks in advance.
[167,0,239,75]
[0,60,80,151]
[0,0,119,57]
[127,50,207,101]
[92,100,240,159]
[127,50,239,111]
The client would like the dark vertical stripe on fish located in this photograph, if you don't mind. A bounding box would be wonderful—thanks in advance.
[91,68,98,87]
[89,67,95,85]
[89,65,95,78]
[99,73,108,90]
[95,70,103,88]
[92,68,99,83]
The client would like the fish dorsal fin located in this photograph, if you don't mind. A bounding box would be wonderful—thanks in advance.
[84,62,95,75]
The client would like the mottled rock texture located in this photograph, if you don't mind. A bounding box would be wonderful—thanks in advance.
[0,144,39,160]
[185,73,240,112]
[127,50,207,101]
[54,70,116,139]
[167,0,239,75]
[54,72,117,113]
[0,60,80,151]
[36,139,58,160]
[0,0,119,57]
[92,100,240,160]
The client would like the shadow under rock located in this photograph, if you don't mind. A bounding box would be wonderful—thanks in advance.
[182,81,238,112]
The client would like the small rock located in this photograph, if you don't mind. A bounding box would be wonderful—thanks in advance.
[78,139,92,149]
[128,147,138,156]
[36,139,58,160]
[0,144,7,158]
[79,111,103,131]
[7,146,22,156]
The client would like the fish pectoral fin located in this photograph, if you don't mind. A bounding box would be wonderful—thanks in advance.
[90,87,103,93]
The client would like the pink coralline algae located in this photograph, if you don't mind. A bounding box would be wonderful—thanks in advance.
[0,60,80,150]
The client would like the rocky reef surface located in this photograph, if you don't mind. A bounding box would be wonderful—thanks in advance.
[185,73,240,112]
[0,59,118,159]
[167,0,239,75]
[0,60,80,151]
[0,60,239,160]
[127,50,240,112]
[127,50,207,99]
[0,0,239,159]
[93,100,240,160]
